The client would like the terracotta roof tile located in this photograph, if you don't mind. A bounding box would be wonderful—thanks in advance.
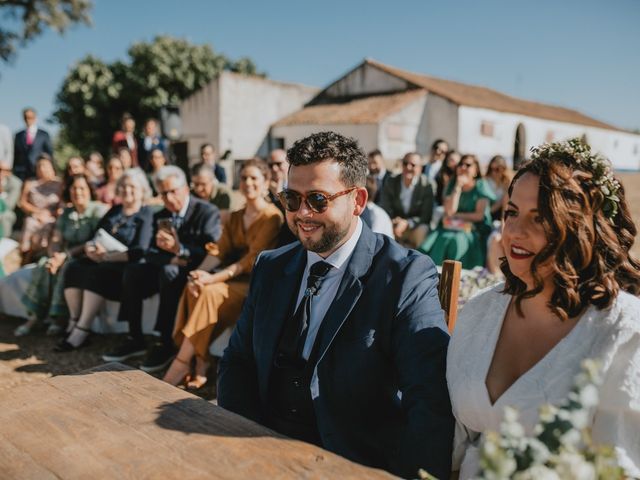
[273,89,426,126]
[366,59,620,131]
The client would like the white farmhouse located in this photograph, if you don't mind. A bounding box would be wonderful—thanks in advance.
[179,71,318,173]
[271,59,640,171]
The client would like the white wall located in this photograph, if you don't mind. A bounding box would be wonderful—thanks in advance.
[378,95,426,166]
[217,72,318,160]
[180,79,220,164]
[458,106,640,171]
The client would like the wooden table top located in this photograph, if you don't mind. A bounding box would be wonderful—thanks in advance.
[0,363,396,479]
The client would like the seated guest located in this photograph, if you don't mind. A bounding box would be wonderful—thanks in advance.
[146,148,168,204]
[434,150,460,206]
[484,155,512,221]
[56,169,154,351]
[423,139,449,186]
[18,153,62,263]
[217,132,453,479]
[102,165,222,372]
[117,146,133,170]
[380,152,434,248]
[267,149,297,247]
[419,154,494,269]
[0,159,23,237]
[367,149,391,204]
[190,162,231,222]
[138,118,166,173]
[15,174,107,336]
[447,139,640,478]
[360,174,393,238]
[96,156,124,206]
[85,151,105,188]
[163,159,282,388]
[112,113,138,167]
[200,142,226,184]
[64,156,86,184]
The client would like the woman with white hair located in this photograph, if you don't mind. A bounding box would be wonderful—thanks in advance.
[55,168,154,351]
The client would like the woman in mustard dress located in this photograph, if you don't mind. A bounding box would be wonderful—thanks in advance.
[419,154,495,269]
[163,158,283,389]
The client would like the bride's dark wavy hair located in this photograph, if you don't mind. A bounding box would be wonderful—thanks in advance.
[500,152,640,321]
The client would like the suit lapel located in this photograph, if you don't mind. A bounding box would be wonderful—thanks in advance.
[179,196,197,233]
[409,177,425,215]
[315,225,377,364]
[257,246,306,399]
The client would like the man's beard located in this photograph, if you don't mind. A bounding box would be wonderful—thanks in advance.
[290,219,349,254]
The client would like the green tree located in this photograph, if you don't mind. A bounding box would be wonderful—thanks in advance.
[53,35,263,154]
[0,0,92,63]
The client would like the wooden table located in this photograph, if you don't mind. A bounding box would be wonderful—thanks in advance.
[0,363,396,479]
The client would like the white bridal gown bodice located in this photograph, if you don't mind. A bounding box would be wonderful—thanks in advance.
[446,283,640,479]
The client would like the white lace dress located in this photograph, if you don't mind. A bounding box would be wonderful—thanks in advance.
[447,283,640,479]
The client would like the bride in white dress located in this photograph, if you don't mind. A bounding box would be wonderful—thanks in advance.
[447,140,640,479]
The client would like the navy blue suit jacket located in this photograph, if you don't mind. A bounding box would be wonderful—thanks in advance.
[218,223,454,479]
[13,129,53,180]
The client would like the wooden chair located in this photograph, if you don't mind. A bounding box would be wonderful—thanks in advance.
[438,260,462,332]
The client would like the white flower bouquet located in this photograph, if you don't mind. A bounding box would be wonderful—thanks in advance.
[473,359,627,480]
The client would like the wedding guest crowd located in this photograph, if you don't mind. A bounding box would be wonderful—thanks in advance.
[1,105,639,479]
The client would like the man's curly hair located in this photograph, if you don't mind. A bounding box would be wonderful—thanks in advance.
[286,131,368,188]
[501,151,640,321]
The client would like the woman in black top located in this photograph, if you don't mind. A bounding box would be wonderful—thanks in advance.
[56,168,154,351]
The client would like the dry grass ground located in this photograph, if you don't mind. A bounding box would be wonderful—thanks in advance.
[1,173,639,399]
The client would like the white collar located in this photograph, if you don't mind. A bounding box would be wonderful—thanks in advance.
[306,217,363,271]
[175,195,190,218]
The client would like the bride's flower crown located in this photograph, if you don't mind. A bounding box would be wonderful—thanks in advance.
[529,138,621,220]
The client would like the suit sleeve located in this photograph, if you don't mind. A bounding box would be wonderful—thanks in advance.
[181,204,222,267]
[389,254,454,480]
[217,253,264,423]
[409,182,434,228]
[42,132,53,156]
[379,177,396,218]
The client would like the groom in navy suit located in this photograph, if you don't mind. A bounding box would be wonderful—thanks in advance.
[218,131,453,479]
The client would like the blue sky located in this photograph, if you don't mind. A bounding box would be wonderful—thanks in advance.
[1,0,639,136]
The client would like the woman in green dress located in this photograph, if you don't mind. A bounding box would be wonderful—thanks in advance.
[419,154,495,269]
[14,174,107,336]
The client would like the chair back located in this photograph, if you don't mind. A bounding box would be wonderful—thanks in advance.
[438,260,462,332]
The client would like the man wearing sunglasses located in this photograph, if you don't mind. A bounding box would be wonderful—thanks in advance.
[218,131,453,479]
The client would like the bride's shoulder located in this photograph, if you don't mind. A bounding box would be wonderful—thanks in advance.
[452,282,508,334]
[611,291,640,329]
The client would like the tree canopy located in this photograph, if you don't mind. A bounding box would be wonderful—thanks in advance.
[53,35,262,154]
[0,0,92,64]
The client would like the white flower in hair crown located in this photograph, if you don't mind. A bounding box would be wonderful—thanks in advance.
[529,138,621,221]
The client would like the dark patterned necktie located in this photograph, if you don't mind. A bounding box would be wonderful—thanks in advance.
[294,260,333,359]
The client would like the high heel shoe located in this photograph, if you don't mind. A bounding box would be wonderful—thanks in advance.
[162,356,191,386]
[54,326,91,352]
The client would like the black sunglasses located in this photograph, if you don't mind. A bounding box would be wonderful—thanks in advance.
[277,187,357,213]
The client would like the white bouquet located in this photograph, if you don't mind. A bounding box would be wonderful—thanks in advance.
[472,359,626,480]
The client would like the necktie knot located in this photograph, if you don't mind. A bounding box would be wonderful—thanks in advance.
[305,261,332,296]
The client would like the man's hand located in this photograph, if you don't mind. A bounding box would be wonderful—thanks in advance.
[156,228,180,254]
[393,217,410,238]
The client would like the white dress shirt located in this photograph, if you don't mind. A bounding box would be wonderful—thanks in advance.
[296,218,363,359]
[399,176,419,216]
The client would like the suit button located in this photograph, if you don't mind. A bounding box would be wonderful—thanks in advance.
[293,379,302,388]
[290,408,298,415]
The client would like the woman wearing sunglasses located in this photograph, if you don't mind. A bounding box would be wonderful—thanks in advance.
[162,158,283,389]
[419,154,495,269]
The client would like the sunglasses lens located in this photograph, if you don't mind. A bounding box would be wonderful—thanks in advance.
[279,191,301,211]
[307,192,329,213]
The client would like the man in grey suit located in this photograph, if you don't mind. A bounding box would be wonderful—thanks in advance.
[380,152,434,248]
[218,132,453,479]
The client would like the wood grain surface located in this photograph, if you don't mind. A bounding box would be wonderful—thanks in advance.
[0,363,396,479]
